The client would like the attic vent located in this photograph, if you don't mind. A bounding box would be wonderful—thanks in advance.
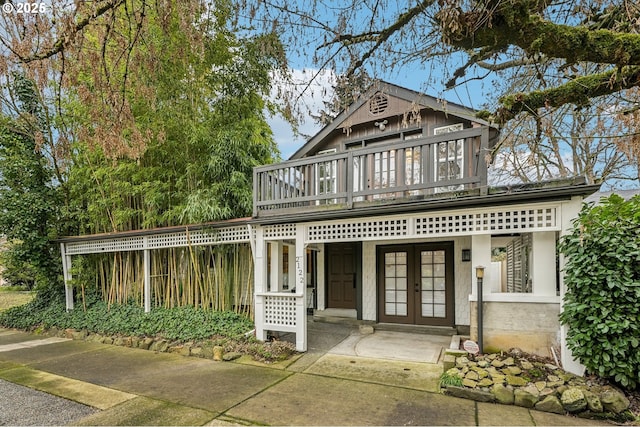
[369,93,388,115]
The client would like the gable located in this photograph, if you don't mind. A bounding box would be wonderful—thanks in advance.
[290,81,496,160]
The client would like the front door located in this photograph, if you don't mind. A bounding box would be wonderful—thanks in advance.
[378,242,454,326]
[327,243,357,309]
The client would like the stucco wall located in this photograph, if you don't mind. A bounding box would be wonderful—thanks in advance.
[361,236,472,326]
[470,301,560,357]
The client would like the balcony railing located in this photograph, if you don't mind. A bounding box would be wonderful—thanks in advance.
[253,127,489,217]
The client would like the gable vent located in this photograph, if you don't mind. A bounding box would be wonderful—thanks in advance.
[369,93,388,115]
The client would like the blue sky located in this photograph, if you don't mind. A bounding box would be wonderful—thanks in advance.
[267,65,491,159]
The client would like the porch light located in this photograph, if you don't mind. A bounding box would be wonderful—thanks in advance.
[461,249,471,262]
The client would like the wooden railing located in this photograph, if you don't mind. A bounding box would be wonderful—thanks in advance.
[253,127,489,217]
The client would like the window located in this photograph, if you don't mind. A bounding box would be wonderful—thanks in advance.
[316,149,337,204]
[490,234,532,293]
[433,124,464,192]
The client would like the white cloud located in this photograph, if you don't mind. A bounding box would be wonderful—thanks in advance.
[268,68,336,159]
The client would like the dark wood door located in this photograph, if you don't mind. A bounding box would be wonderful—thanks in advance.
[327,243,357,309]
[377,242,454,326]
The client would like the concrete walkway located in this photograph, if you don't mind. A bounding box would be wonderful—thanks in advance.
[0,323,609,426]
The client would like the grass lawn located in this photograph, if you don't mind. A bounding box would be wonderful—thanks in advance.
[0,290,35,312]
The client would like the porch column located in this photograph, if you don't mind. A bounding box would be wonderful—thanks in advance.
[287,243,296,291]
[143,237,151,313]
[254,226,268,342]
[60,243,74,311]
[531,231,556,296]
[471,234,491,297]
[559,196,586,375]
[269,241,283,292]
[316,244,325,310]
[295,223,307,351]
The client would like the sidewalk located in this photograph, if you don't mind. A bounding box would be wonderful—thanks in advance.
[0,325,609,426]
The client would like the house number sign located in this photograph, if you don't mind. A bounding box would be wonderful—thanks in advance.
[296,256,304,288]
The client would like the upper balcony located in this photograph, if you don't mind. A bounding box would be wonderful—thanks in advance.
[253,127,490,218]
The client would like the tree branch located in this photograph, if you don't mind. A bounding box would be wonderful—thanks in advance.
[446,4,640,67]
[321,0,436,76]
[498,66,640,122]
[20,0,127,64]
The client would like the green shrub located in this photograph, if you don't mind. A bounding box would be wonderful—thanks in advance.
[0,299,254,341]
[559,194,640,390]
[439,368,464,388]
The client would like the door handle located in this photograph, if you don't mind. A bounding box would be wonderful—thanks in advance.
[415,283,420,293]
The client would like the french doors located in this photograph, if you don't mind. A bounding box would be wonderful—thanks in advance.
[378,242,454,326]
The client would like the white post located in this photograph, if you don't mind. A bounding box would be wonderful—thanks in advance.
[531,231,557,296]
[288,243,296,292]
[295,223,307,351]
[560,197,586,375]
[270,241,282,292]
[316,243,326,311]
[254,226,268,342]
[471,234,492,297]
[143,237,151,313]
[60,243,74,311]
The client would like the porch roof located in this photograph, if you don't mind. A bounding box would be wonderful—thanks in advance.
[56,178,600,243]
[56,216,252,244]
[250,177,601,225]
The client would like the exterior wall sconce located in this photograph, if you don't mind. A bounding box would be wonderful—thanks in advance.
[461,249,471,262]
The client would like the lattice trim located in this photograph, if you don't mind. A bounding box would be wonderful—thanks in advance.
[264,224,297,239]
[147,226,250,249]
[64,226,250,255]
[263,295,297,327]
[307,218,409,242]
[65,237,144,255]
[415,207,556,236]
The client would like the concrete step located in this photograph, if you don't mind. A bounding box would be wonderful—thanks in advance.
[374,323,458,336]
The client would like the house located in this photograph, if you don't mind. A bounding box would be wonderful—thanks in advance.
[58,81,599,373]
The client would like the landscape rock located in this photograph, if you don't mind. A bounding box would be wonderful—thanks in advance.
[222,352,242,361]
[520,361,534,370]
[491,384,514,405]
[445,386,495,403]
[462,378,478,388]
[465,371,479,381]
[139,337,154,350]
[600,388,630,414]
[535,395,565,414]
[534,381,546,392]
[561,388,587,413]
[514,388,538,408]
[503,366,522,375]
[582,390,603,413]
[456,356,470,368]
[506,375,527,387]
[213,345,224,361]
[477,378,493,388]
[491,359,505,368]
[72,330,88,341]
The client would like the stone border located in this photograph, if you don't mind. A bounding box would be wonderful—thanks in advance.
[441,348,635,423]
[43,327,296,363]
